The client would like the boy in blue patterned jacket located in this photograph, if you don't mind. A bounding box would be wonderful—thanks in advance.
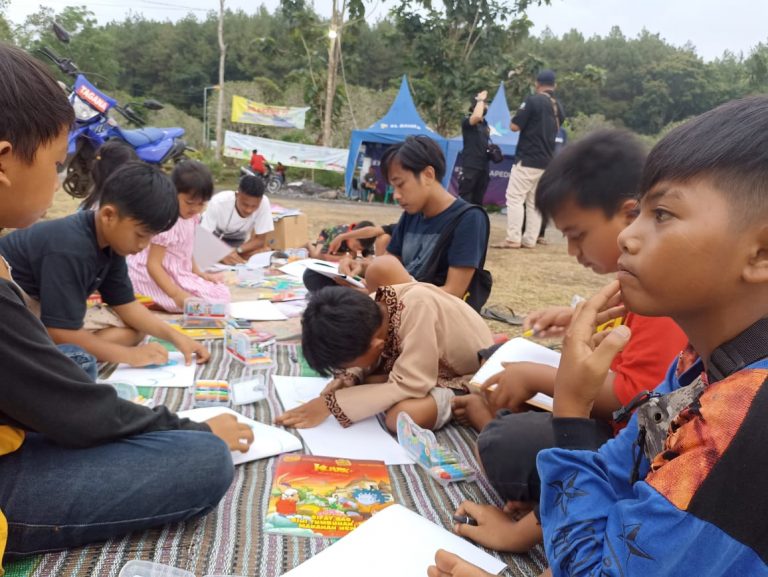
[427,96,768,577]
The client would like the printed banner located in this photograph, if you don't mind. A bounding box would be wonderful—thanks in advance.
[224,131,348,173]
[231,95,310,129]
[448,152,515,206]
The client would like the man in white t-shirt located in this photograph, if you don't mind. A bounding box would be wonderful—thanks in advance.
[200,175,274,264]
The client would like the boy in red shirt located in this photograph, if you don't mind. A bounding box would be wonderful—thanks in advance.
[450,130,687,554]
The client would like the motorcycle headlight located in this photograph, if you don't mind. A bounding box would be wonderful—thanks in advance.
[72,95,101,122]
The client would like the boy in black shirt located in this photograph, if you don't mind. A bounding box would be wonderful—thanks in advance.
[0,43,252,565]
[0,162,210,367]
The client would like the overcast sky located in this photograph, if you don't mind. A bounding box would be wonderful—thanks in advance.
[5,0,767,61]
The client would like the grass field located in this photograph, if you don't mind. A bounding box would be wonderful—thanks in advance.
[45,186,608,336]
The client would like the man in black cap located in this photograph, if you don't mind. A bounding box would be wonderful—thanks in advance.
[458,89,491,206]
[494,70,565,249]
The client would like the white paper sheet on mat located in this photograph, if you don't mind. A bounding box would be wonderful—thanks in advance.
[272,375,413,465]
[105,352,196,388]
[230,300,288,321]
[470,337,560,411]
[281,504,506,577]
[177,406,302,465]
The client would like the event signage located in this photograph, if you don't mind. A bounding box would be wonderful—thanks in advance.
[224,131,348,173]
[231,95,310,129]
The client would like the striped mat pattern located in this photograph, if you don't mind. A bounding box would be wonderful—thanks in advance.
[5,342,545,577]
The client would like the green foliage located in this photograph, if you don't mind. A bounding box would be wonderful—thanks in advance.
[3,1,766,145]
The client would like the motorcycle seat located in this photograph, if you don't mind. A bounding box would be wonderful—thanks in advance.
[119,127,170,147]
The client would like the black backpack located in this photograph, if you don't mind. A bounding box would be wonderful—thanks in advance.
[419,204,492,312]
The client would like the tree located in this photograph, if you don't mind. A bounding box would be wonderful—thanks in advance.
[392,0,549,134]
[0,0,13,42]
[215,0,226,160]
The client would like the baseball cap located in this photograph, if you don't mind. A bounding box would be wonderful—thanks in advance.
[536,70,556,85]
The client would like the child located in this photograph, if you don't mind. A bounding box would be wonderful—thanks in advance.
[340,136,490,303]
[0,42,252,567]
[449,130,687,555]
[306,220,377,260]
[200,174,273,265]
[326,222,396,257]
[430,96,768,577]
[79,140,138,211]
[275,283,494,432]
[0,159,210,367]
[128,161,230,312]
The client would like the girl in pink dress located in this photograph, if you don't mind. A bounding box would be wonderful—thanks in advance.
[128,161,230,312]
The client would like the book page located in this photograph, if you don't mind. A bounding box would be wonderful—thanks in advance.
[281,504,506,577]
[193,225,235,271]
[273,376,413,465]
[177,406,302,465]
[470,338,561,411]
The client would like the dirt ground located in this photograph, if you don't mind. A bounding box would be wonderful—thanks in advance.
[46,188,607,337]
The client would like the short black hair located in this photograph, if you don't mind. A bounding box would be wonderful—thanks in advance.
[238,174,265,197]
[301,287,383,376]
[81,141,138,210]
[353,220,376,254]
[0,43,74,163]
[99,162,179,233]
[380,135,446,183]
[172,160,214,201]
[536,129,646,221]
[641,95,768,223]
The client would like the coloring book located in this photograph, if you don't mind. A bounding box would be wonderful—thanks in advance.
[265,455,394,538]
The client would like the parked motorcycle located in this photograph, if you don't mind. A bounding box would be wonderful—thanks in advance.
[37,23,189,198]
[239,164,283,195]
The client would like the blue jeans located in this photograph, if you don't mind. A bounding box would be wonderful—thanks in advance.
[57,344,98,381]
[1,430,234,558]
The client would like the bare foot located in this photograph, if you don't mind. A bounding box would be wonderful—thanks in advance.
[451,394,495,432]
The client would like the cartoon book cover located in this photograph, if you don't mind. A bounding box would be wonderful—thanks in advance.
[265,455,395,538]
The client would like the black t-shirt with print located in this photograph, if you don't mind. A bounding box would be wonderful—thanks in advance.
[511,90,566,169]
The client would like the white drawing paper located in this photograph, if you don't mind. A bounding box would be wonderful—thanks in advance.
[470,337,560,411]
[272,376,413,465]
[281,504,507,577]
[177,406,302,466]
[230,300,289,321]
[105,352,196,388]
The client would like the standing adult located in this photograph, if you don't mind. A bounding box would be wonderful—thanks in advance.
[459,90,490,206]
[495,70,565,249]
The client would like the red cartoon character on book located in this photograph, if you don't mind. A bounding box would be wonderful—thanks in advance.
[275,487,299,516]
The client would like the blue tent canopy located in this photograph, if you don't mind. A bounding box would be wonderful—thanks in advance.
[444,82,519,186]
[344,76,447,195]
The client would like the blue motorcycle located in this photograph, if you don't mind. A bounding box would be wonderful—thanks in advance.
[37,23,189,198]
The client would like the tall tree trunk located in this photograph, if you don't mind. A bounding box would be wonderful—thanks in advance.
[215,0,226,160]
[321,0,340,147]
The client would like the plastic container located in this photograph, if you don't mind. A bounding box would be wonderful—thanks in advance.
[396,412,476,486]
[118,560,243,577]
[118,560,194,577]
[237,266,264,285]
[225,325,275,366]
[230,372,269,405]
[101,381,154,408]
[182,297,229,329]
[193,379,230,408]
